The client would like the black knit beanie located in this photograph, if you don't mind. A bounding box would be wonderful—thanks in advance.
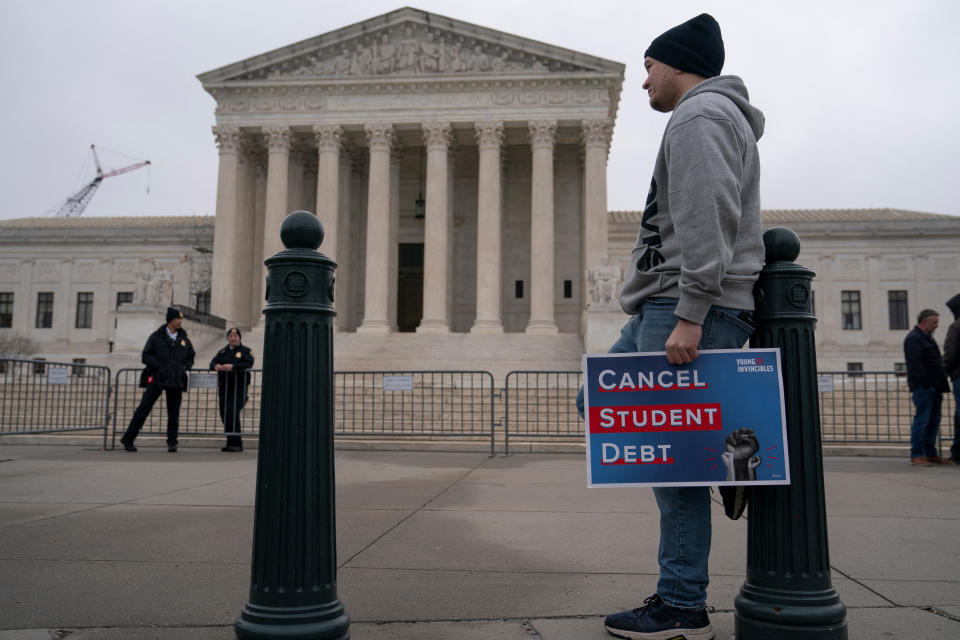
[166,306,182,323]
[645,13,724,78]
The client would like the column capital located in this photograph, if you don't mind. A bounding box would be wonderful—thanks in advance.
[364,123,395,151]
[528,120,557,149]
[212,125,242,155]
[263,126,292,153]
[581,118,613,149]
[422,121,452,150]
[312,124,343,152]
[474,121,504,149]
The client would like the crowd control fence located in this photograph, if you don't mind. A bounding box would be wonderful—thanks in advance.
[503,370,584,456]
[816,370,954,446]
[106,369,495,454]
[0,357,111,435]
[2,360,954,455]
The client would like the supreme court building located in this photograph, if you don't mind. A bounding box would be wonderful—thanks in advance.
[197,7,623,371]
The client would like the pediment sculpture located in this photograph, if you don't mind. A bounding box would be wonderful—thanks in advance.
[239,25,588,81]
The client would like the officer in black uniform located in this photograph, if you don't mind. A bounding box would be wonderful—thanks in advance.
[120,306,196,452]
[209,327,254,452]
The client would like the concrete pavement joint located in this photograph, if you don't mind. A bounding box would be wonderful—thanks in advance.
[338,455,492,569]
[520,618,544,637]
[924,606,960,623]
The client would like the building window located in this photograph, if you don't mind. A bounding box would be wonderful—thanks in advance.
[32,358,46,375]
[76,292,93,329]
[846,362,863,377]
[515,280,524,299]
[0,292,12,328]
[894,362,907,377]
[36,292,54,329]
[888,290,908,330]
[116,291,133,310]
[195,291,211,315]
[563,280,572,299]
[841,290,861,330]
[72,358,86,377]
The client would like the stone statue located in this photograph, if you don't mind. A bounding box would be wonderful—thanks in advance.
[447,42,466,73]
[133,260,154,304]
[397,27,419,72]
[490,51,509,72]
[586,256,622,306]
[373,33,396,74]
[350,43,373,76]
[467,45,490,72]
[146,268,174,308]
[419,31,442,73]
[332,48,352,76]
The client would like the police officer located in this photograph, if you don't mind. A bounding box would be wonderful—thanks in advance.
[209,327,254,452]
[120,306,196,452]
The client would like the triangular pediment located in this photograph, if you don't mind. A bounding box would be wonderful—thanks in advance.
[198,7,624,85]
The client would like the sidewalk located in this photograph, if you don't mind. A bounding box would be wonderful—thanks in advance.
[0,444,958,639]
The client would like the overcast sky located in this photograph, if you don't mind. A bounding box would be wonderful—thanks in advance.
[1,0,958,221]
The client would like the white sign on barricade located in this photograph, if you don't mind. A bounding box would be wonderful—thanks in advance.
[382,375,414,391]
[47,367,68,385]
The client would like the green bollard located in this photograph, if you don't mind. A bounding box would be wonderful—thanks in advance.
[734,227,846,638]
[235,211,349,640]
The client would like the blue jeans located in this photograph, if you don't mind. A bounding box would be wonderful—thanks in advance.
[952,378,960,461]
[910,387,943,459]
[577,297,755,610]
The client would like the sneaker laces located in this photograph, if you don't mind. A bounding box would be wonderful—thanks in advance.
[631,594,665,616]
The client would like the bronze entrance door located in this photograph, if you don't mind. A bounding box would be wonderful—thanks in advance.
[397,243,424,332]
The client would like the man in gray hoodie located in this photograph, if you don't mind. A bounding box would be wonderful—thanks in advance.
[595,14,765,640]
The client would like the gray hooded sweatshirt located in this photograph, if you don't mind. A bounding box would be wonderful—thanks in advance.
[620,75,765,324]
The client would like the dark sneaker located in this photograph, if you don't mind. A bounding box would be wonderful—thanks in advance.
[719,485,747,520]
[120,440,137,452]
[221,445,242,452]
[604,594,714,640]
[167,444,177,453]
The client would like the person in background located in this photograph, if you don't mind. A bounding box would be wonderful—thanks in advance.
[941,293,960,463]
[904,309,952,466]
[209,327,254,452]
[121,306,195,453]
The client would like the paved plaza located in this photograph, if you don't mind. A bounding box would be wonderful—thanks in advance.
[0,444,958,639]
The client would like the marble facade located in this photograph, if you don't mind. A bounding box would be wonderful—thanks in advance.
[197,8,624,340]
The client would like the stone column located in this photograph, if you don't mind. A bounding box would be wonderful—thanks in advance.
[357,124,395,334]
[471,121,505,334]
[581,119,613,290]
[388,144,403,331]
[287,141,306,213]
[313,125,342,262]
[336,150,353,331]
[418,121,453,334]
[262,126,292,274]
[210,125,243,324]
[527,120,559,334]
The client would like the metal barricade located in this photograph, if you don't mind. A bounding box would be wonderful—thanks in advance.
[108,367,262,449]
[0,357,111,434]
[817,370,955,447]
[503,370,583,455]
[334,371,496,455]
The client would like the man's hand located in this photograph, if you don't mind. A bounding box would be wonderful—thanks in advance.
[665,319,702,364]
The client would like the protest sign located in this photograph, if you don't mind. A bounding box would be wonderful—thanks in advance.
[583,348,789,488]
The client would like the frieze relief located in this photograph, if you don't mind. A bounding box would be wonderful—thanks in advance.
[229,25,591,82]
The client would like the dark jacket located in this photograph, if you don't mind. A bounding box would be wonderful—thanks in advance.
[208,344,255,392]
[140,325,196,391]
[944,293,960,381]
[903,326,950,392]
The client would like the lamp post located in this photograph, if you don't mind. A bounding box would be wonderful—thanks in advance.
[235,210,349,640]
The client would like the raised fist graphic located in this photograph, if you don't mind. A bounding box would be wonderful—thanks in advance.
[720,428,761,481]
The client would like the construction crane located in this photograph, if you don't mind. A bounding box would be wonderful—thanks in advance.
[51,144,151,217]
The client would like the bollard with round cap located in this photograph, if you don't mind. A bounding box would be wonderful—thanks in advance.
[735,227,847,639]
[235,210,349,640]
